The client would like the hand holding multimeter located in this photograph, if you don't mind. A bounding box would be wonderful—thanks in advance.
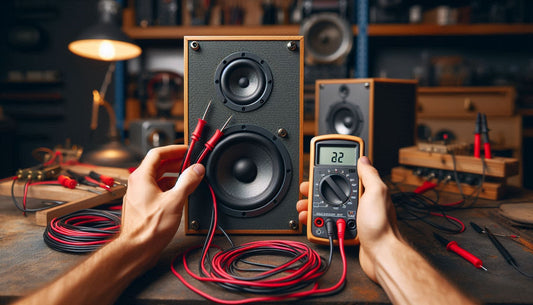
[307,134,364,245]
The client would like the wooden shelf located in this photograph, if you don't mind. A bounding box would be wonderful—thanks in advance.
[123,23,533,40]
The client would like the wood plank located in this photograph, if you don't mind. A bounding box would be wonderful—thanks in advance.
[34,185,126,226]
[398,146,519,178]
[391,166,503,200]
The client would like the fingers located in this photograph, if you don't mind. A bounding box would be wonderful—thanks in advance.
[299,181,309,196]
[358,156,386,192]
[138,145,188,177]
[167,163,205,213]
[296,199,308,226]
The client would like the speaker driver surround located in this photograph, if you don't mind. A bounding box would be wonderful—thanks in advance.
[327,101,364,135]
[206,125,292,218]
[215,52,273,112]
[300,12,352,64]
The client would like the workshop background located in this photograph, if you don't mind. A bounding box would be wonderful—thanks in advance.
[0,0,532,188]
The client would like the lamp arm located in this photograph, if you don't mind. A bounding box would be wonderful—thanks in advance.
[91,62,118,138]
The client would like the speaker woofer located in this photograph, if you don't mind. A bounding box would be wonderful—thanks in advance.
[206,125,292,217]
[327,101,364,135]
[300,12,352,64]
[215,52,273,112]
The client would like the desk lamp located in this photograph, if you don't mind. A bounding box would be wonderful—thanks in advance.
[68,0,141,167]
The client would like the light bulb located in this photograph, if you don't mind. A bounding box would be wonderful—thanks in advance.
[99,40,115,60]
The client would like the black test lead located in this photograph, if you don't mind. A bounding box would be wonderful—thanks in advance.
[433,232,487,271]
[484,227,517,267]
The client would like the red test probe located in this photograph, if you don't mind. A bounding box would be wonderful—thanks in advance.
[88,171,115,187]
[195,115,233,164]
[181,101,212,172]
[480,113,492,159]
[474,112,482,158]
[434,232,487,271]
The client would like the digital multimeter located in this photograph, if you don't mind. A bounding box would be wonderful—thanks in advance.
[307,134,364,245]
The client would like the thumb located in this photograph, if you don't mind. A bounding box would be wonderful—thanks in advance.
[358,156,382,186]
[168,164,205,208]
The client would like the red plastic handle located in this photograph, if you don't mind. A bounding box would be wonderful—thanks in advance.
[447,241,483,269]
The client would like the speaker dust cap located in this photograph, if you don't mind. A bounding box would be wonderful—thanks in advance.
[214,52,273,112]
[327,101,364,135]
[206,125,292,218]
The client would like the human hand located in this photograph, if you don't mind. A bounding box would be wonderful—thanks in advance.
[118,145,205,267]
[296,156,401,282]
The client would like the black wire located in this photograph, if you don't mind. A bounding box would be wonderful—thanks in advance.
[391,191,465,234]
[43,209,121,254]
[11,179,58,213]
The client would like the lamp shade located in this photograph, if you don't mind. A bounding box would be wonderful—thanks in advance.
[68,0,141,61]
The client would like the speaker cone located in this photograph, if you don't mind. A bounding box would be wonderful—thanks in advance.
[206,125,292,217]
[215,52,273,112]
[300,12,353,64]
[327,101,364,135]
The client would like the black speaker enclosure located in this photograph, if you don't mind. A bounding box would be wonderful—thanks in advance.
[185,36,303,234]
[316,78,417,175]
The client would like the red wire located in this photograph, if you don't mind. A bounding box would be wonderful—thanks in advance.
[171,183,348,303]
[430,212,466,233]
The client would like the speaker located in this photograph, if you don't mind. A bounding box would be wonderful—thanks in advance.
[300,0,352,84]
[316,78,417,175]
[184,36,303,234]
[129,119,175,156]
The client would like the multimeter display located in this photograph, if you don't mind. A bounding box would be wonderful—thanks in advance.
[307,135,364,246]
[317,144,358,166]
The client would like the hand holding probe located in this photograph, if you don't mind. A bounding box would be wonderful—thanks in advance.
[433,232,487,271]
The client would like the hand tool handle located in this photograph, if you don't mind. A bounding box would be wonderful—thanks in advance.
[447,241,483,269]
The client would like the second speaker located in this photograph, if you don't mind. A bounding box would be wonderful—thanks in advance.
[185,36,303,234]
[316,78,417,175]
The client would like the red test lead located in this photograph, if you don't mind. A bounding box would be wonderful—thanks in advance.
[474,112,482,158]
[433,232,487,271]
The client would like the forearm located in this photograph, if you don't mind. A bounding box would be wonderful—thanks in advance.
[372,236,479,305]
[15,236,155,305]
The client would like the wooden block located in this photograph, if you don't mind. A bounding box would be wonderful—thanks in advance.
[398,146,519,178]
[34,185,126,226]
[417,86,515,118]
[391,166,504,200]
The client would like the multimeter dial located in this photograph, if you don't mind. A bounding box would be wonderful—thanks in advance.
[319,173,351,205]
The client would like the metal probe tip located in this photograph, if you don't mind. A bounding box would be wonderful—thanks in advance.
[480,265,488,271]
[220,115,233,131]
[202,100,212,120]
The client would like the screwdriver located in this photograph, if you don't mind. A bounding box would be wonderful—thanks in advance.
[433,232,487,271]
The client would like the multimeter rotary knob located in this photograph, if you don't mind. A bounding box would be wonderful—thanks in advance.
[319,174,351,206]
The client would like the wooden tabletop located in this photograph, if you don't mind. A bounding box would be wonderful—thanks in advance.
[1,187,533,304]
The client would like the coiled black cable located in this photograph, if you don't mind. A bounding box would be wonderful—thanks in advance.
[43,209,121,254]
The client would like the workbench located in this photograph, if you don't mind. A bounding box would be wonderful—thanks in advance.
[1,187,533,304]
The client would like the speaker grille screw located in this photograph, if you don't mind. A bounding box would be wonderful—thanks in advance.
[277,128,288,138]
[289,220,298,230]
[287,41,298,51]
[190,41,200,51]
[190,220,200,231]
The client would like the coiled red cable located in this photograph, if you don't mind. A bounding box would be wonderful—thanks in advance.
[171,183,348,304]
